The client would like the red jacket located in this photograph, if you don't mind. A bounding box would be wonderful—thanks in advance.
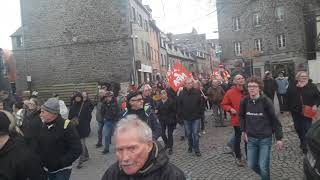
[221,86,246,126]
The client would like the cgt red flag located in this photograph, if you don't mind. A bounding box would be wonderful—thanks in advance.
[167,63,192,92]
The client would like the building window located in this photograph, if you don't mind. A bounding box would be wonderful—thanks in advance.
[275,6,284,21]
[16,36,23,48]
[139,14,143,27]
[141,40,144,55]
[145,20,149,31]
[132,7,136,22]
[254,38,262,52]
[232,16,241,31]
[135,38,139,53]
[234,42,242,56]
[277,34,286,49]
[253,13,261,26]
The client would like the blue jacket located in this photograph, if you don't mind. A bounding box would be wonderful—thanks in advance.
[275,78,289,94]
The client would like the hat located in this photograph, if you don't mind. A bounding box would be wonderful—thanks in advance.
[126,91,141,102]
[105,91,114,97]
[41,98,60,114]
[265,71,270,75]
[0,111,10,135]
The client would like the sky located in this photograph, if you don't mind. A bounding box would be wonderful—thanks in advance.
[143,0,218,37]
[0,0,21,50]
[0,0,218,50]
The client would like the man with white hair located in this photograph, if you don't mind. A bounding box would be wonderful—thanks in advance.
[101,115,185,180]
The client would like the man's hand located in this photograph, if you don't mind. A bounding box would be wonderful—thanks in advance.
[276,140,283,151]
[242,132,248,143]
[230,108,237,115]
[312,105,317,112]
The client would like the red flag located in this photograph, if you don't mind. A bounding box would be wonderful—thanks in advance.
[166,63,192,92]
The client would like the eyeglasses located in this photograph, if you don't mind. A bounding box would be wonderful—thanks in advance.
[248,85,259,88]
[130,98,143,102]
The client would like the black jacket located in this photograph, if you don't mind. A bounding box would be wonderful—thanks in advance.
[69,100,94,138]
[286,81,320,114]
[0,136,46,180]
[101,141,185,180]
[156,98,177,125]
[122,108,161,140]
[21,109,42,152]
[38,116,81,172]
[263,78,277,99]
[239,96,283,140]
[101,97,119,122]
[177,88,202,121]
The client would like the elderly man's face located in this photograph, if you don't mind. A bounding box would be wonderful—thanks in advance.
[40,109,57,123]
[115,128,153,175]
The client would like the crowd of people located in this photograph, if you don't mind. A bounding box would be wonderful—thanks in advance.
[0,65,320,180]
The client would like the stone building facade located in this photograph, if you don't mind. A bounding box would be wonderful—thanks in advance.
[12,0,160,91]
[172,29,212,74]
[217,0,309,78]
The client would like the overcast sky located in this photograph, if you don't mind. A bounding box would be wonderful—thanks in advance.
[0,0,218,50]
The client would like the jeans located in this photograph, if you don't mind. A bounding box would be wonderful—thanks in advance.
[97,121,104,145]
[234,126,247,159]
[47,169,72,180]
[277,94,288,111]
[184,119,201,152]
[200,111,205,131]
[247,137,272,180]
[103,120,115,150]
[291,111,312,151]
[212,103,224,126]
[160,122,175,149]
[227,131,235,148]
[79,138,89,162]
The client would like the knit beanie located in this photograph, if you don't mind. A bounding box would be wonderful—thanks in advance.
[41,98,60,114]
[0,111,10,135]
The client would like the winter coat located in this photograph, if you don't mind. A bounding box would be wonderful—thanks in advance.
[21,109,42,152]
[0,137,46,180]
[207,86,225,104]
[96,97,104,123]
[263,78,277,99]
[239,95,283,140]
[101,141,185,180]
[144,96,156,110]
[286,81,320,114]
[275,77,289,94]
[221,86,246,126]
[121,108,161,140]
[68,100,94,138]
[38,115,81,172]
[177,88,202,121]
[101,97,119,122]
[156,98,177,125]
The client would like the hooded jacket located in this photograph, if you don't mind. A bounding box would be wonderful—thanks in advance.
[0,137,46,180]
[38,115,81,172]
[221,86,246,126]
[101,141,185,180]
[177,88,202,121]
[21,109,42,152]
[239,96,283,140]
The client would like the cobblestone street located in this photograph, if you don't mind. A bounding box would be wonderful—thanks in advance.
[71,108,306,180]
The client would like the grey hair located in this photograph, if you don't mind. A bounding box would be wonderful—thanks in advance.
[114,115,152,143]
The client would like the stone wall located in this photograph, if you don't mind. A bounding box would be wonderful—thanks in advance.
[15,0,133,91]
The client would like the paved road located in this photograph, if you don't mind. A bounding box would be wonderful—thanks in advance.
[71,108,305,180]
